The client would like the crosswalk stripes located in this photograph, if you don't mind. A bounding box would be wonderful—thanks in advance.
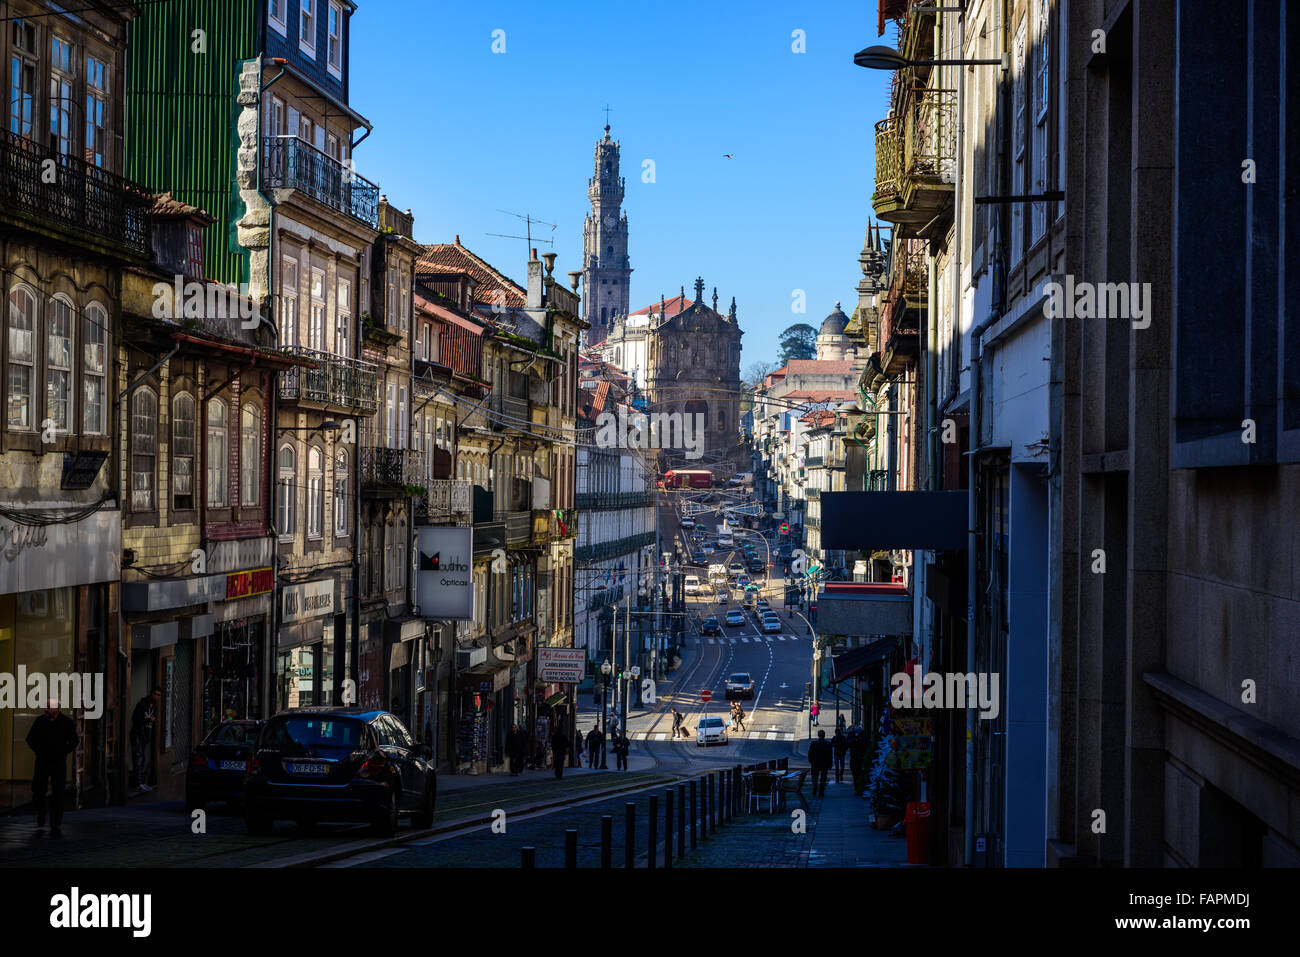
[740,636,749,643]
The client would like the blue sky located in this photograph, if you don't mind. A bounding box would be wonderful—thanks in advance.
[349,0,890,369]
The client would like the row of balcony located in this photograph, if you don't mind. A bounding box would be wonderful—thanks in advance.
[0,129,152,260]
[278,346,380,414]
[413,479,474,522]
[575,531,656,564]
[360,447,420,492]
[872,87,956,239]
[574,489,656,510]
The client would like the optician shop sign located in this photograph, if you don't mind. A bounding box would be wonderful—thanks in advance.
[416,526,474,620]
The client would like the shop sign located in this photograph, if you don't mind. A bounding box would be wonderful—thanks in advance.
[226,567,274,601]
[281,579,334,623]
[416,526,474,620]
[0,509,119,593]
[538,647,585,684]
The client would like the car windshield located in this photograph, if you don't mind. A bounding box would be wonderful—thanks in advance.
[207,721,258,746]
[700,717,724,728]
[729,674,750,683]
[262,715,367,752]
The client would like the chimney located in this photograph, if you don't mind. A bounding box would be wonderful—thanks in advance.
[526,256,544,308]
[454,234,460,245]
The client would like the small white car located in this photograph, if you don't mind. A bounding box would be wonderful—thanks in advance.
[725,672,754,698]
[680,519,696,529]
[727,562,745,577]
[761,616,781,634]
[697,715,729,747]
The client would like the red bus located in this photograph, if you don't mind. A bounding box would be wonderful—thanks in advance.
[663,469,712,489]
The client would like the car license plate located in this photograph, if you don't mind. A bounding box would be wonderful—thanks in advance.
[289,762,328,776]
[220,760,245,771]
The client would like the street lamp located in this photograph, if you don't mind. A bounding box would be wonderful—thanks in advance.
[790,609,820,744]
[599,658,611,769]
[852,44,1006,70]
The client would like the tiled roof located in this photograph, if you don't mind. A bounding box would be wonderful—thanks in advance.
[631,294,693,318]
[417,240,527,309]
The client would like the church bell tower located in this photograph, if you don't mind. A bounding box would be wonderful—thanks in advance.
[582,124,632,345]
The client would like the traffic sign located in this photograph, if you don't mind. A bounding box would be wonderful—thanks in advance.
[780,522,790,534]
[700,690,713,702]
[629,666,641,678]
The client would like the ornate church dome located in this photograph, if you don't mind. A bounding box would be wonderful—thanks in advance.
[820,302,850,337]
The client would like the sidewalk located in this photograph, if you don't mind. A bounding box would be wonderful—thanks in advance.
[677,773,910,868]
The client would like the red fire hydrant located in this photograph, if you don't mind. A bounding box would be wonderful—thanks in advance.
[905,801,931,865]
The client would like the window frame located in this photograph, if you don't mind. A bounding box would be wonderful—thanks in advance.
[335,275,351,358]
[277,443,297,539]
[281,256,299,347]
[130,385,158,513]
[45,293,73,434]
[306,443,324,539]
[333,445,348,538]
[7,284,37,432]
[299,0,317,58]
[240,401,261,507]
[48,34,75,157]
[82,302,107,434]
[326,0,343,77]
[84,54,107,168]
[206,397,229,508]
[172,391,196,512]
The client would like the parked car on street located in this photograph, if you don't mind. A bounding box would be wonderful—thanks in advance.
[725,609,745,627]
[186,719,262,811]
[243,708,436,837]
[697,715,729,747]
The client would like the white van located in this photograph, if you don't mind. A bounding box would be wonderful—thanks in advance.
[684,575,702,595]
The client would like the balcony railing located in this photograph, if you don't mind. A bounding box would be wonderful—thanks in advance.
[499,394,530,427]
[0,129,152,258]
[575,531,656,565]
[873,114,903,205]
[415,479,473,523]
[278,346,379,414]
[574,490,656,510]
[262,135,380,228]
[806,455,825,468]
[360,447,420,490]
[872,88,956,238]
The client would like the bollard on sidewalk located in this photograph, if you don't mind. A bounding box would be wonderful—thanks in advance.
[689,779,698,849]
[665,789,674,868]
[625,802,636,869]
[677,783,686,857]
[601,815,612,869]
[648,794,658,870]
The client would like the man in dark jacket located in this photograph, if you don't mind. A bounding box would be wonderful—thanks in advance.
[831,728,849,783]
[26,698,78,835]
[807,729,834,796]
[550,723,570,779]
[130,687,161,792]
[847,726,869,796]
[585,726,602,767]
[505,724,527,776]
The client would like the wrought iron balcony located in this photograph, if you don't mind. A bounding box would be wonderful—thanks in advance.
[262,135,380,228]
[360,446,420,491]
[415,479,473,523]
[0,129,152,259]
[574,490,656,510]
[505,510,531,545]
[278,346,379,414]
[871,88,956,239]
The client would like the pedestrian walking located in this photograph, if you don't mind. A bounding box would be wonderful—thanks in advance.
[550,723,570,779]
[573,727,584,766]
[506,723,527,776]
[831,727,849,783]
[26,698,77,836]
[130,686,161,791]
[613,729,629,771]
[810,700,820,726]
[847,725,869,796]
[672,708,684,739]
[734,703,746,732]
[836,712,846,732]
[585,726,602,767]
[808,729,833,796]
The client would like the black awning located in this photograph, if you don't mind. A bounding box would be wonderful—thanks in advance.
[821,491,967,550]
[829,636,898,684]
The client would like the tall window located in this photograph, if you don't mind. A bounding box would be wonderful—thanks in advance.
[9,20,37,136]
[49,36,73,156]
[84,55,107,167]
[333,447,348,536]
[7,287,35,430]
[82,303,107,433]
[240,403,260,506]
[130,387,157,511]
[398,386,408,449]
[399,272,410,335]
[268,0,287,33]
[281,258,298,347]
[1011,19,1027,262]
[385,383,396,447]
[41,295,72,432]
[309,268,324,351]
[300,0,317,54]
[307,445,324,537]
[386,270,397,328]
[269,96,286,137]
[335,277,351,358]
[173,392,195,510]
[327,1,343,74]
[1032,0,1050,239]
[277,445,296,536]
[207,399,228,507]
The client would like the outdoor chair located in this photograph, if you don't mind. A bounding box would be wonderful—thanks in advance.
[777,768,809,811]
[748,770,778,814]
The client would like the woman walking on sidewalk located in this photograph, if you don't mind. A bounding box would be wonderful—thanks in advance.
[810,700,820,726]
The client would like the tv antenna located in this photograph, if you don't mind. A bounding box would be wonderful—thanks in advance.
[487,209,557,250]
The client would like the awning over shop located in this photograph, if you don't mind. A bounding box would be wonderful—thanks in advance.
[821,491,967,550]
[829,636,898,684]
[817,582,913,637]
[543,691,567,708]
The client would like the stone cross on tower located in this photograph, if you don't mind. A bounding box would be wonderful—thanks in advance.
[694,277,705,303]
[712,287,718,311]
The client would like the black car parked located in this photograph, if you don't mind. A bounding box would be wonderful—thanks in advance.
[700,616,722,636]
[243,708,436,837]
[185,719,262,811]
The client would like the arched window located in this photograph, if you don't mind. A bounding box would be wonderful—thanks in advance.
[7,286,36,430]
[83,302,108,434]
[206,398,228,506]
[307,444,324,538]
[172,392,196,510]
[46,295,73,432]
[333,446,348,536]
[277,444,296,536]
[240,402,260,506]
[130,386,157,511]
